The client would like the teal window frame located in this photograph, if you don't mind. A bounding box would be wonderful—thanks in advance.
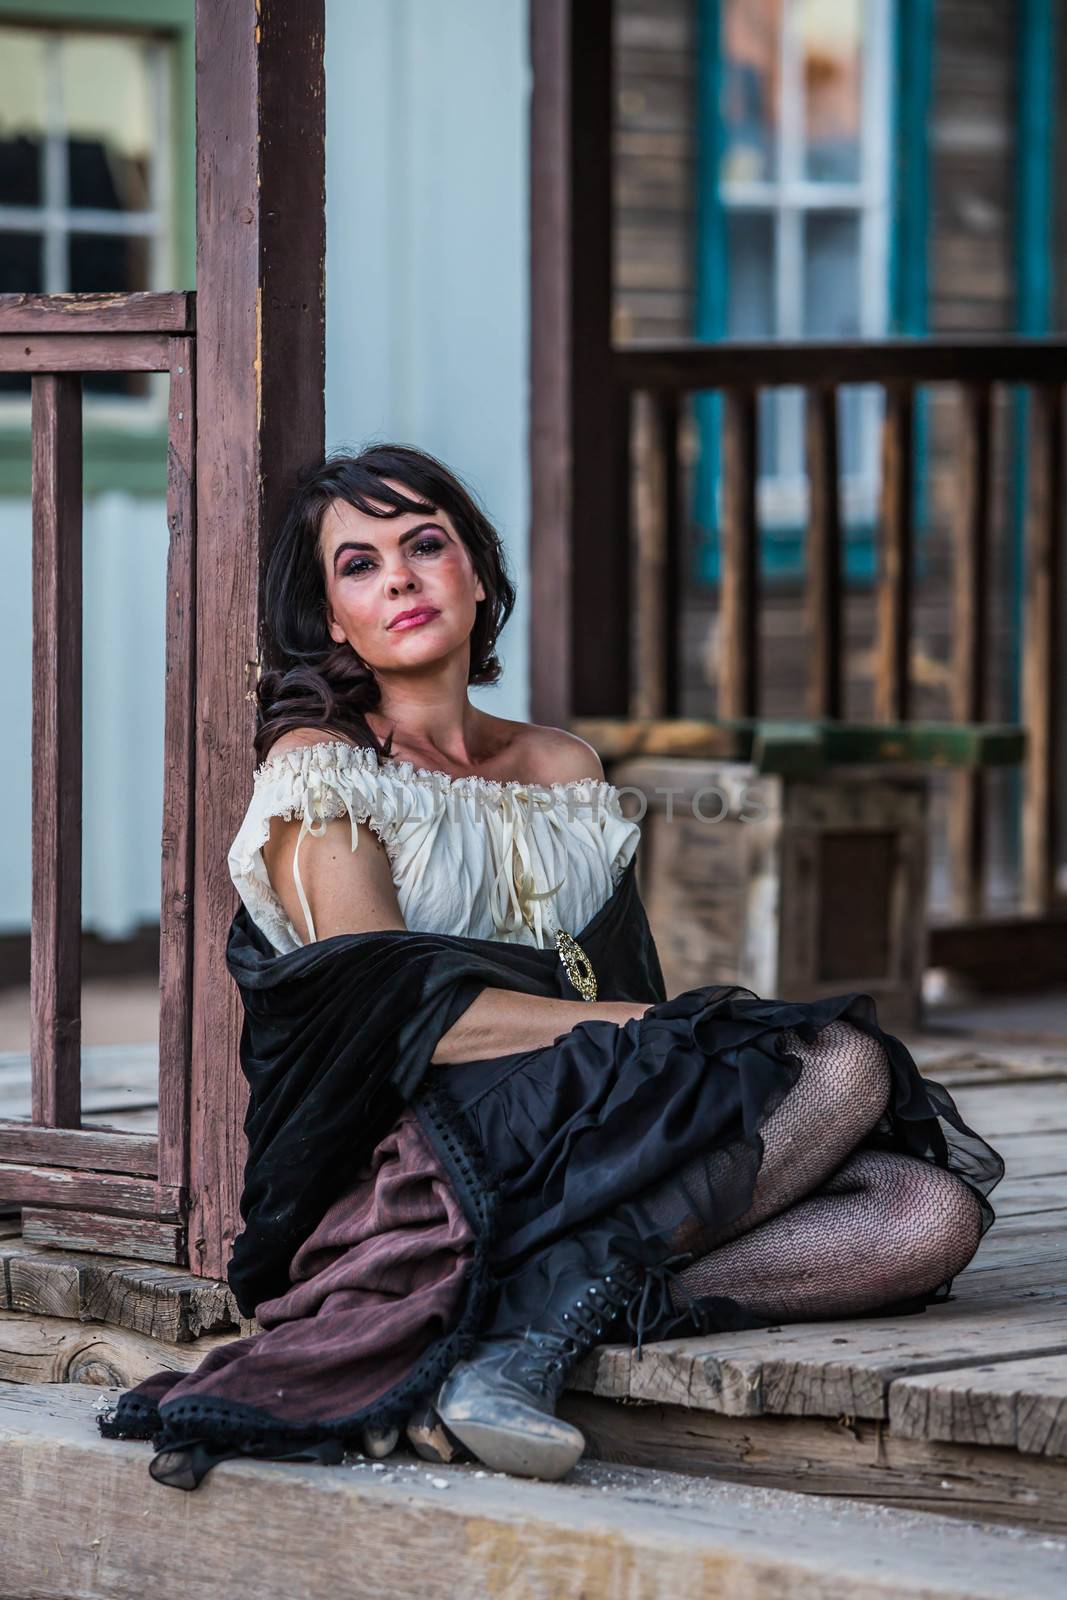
[1010,0,1057,719]
[692,0,934,588]
[0,0,194,497]
[1005,0,1058,866]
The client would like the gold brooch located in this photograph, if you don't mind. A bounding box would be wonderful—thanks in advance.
[555,928,598,1001]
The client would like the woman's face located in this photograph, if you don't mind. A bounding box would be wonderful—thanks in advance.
[318,480,486,672]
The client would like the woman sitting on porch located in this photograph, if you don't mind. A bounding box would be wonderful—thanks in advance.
[99,442,1004,1489]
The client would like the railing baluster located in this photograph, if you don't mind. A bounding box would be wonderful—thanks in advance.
[804,385,843,719]
[720,387,759,719]
[30,373,83,1128]
[654,392,682,717]
[1021,382,1064,913]
[948,383,993,918]
[874,382,915,722]
[157,338,196,1198]
[614,383,635,716]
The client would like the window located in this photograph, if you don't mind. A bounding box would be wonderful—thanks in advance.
[0,21,174,418]
[695,0,911,581]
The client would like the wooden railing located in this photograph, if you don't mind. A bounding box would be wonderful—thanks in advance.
[611,337,1066,927]
[0,292,195,1261]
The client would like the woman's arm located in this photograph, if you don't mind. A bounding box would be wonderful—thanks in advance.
[262,815,648,1063]
[429,988,645,1065]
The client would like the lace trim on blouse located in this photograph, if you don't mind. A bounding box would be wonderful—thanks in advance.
[232,737,637,949]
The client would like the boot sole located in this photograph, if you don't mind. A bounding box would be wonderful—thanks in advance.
[433,1409,586,1481]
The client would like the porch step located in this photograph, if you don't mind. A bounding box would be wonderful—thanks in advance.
[2,1381,1064,1600]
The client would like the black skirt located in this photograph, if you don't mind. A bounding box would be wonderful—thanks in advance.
[437,982,1004,1335]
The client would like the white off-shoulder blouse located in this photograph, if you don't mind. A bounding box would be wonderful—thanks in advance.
[227,738,642,955]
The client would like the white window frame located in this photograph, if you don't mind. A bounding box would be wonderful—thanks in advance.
[0,23,175,431]
[720,0,892,529]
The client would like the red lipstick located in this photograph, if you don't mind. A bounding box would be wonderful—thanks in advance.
[388,606,440,631]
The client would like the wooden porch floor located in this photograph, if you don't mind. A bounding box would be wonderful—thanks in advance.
[564,1014,1067,1534]
[1,988,1065,1552]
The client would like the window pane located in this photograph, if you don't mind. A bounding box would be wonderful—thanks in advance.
[70,232,150,294]
[801,0,862,183]
[0,232,42,395]
[720,0,781,184]
[0,27,45,206]
[804,212,863,473]
[725,211,779,474]
[70,233,151,397]
[726,212,775,337]
[60,34,154,211]
[803,213,860,337]
[0,231,42,295]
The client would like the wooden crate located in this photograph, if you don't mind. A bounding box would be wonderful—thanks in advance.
[611,757,929,1030]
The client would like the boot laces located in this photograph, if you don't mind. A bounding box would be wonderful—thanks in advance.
[626,1254,710,1360]
[521,1269,642,1394]
[521,1255,711,1390]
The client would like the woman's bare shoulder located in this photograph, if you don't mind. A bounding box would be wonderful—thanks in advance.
[261,726,360,763]
[262,718,604,785]
[509,721,605,785]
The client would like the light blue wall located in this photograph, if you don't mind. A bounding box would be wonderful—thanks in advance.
[0,494,169,937]
[0,0,531,938]
[325,0,531,722]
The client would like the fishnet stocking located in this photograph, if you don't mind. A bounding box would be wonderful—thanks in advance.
[671,1147,985,1318]
[667,1020,985,1318]
[644,1018,894,1260]
[709,1019,893,1244]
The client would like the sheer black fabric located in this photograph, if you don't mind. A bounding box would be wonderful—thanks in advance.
[670,1022,986,1319]
[443,994,1004,1347]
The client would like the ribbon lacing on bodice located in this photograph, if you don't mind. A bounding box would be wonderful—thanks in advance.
[289,764,570,947]
[485,790,568,942]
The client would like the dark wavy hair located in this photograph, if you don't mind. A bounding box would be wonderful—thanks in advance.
[252,443,517,765]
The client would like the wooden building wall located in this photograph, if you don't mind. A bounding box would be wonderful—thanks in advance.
[612,0,1055,908]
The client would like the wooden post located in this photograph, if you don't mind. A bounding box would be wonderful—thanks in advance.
[719,388,759,719]
[948,383,993,918]
[804,385,843,720]
[190,0,325,1280]
[635,391,682,719]
[1021,383,1064,913]
[530,0,626,724]
[874,383,915,722]
[157,339,196,1202]
[30,374,83,1129]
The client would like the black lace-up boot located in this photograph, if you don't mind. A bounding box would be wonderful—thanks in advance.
[433,1234,655,1480]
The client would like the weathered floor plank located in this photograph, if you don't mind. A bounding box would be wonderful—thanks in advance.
[991,1173,1067,1216]
[0,1043,159,1124]
[0,1234,252,1342]
[982,1130,1067,1178]
[576,1289,1067,1420]
[0,1308,238,1386]
[562,1391,1067,1535]
[947,1081,1067,1137]
[2,1381,1065,1600]
[888,1352,1067,1457]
